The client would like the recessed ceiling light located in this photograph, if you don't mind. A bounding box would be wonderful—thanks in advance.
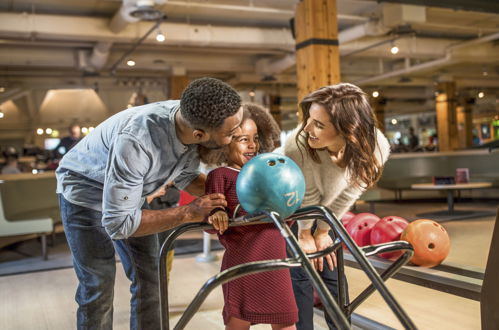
[127,60,136,67]
[372,91,379,98]
[478,92,484,98]
[390,46,399,55]
[156,31,165,42]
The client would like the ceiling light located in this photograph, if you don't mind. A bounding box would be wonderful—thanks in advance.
[390,45,399,55]
[372,91,379,98]
[478,91,484,98]
[36,128,44,135]
[82,127,89,134]
[0,110,4,119]
[89,126,95,132]
[127,60,136,67]
[45,128,53,135]
[156,31,165,42]
[391,119,398,125]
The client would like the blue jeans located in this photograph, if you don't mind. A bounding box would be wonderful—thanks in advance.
[289,223,349,330]
[59,194,160,330]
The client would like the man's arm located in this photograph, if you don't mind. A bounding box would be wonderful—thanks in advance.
[132,192,226,236]
[182,173,206,197]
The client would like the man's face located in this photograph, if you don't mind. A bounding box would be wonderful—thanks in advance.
[200,107,243,149]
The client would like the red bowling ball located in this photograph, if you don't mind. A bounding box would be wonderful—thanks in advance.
[341,211,355,227]
[370,216,409,259]
[345,213,380,247]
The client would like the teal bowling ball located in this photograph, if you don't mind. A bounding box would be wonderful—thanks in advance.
[236,153,305,219]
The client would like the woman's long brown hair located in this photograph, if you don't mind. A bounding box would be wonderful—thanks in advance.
[296,83,384,189]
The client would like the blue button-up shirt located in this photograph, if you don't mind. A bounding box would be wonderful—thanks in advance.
[56,100,200,239]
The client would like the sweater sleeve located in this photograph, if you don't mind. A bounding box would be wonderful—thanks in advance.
[316,184,364,230]
[284,129,320,230]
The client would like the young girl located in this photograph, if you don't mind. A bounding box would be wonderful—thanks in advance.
[202,104,298,330]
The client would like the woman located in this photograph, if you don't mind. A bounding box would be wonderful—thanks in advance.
[283,83,391,329]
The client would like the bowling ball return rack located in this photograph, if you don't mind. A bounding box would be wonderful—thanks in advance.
[159,205,416,330]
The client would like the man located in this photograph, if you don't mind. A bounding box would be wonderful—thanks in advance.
[408,127,420,151]
[56,77,243,330]
[54,124,82,158]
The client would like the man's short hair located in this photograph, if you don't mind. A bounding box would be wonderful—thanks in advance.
[180,77,241,130]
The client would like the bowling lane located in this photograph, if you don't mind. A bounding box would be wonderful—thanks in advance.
[344,266,480,329]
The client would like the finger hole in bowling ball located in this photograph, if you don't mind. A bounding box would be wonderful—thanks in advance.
[278,159,285,163]
[267,160,276,166]
[433,222,439,227]
[428,243,435,250]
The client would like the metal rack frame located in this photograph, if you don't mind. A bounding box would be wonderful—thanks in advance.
[159,205,416,330]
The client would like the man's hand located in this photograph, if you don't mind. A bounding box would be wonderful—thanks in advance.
[185,193,227,222]
[314,229,337,272]
[207,210,229,234]
[146,186,167,204]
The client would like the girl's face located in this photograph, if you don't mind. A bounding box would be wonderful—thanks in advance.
[303,103,345,154]
[227,119,259,169]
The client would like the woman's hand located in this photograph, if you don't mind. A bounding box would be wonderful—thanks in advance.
[313,229,337,272]
[298,229,319,270]
[207,210,229,234]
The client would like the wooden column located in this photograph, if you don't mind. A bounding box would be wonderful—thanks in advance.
[269,94,282,129]
[371,98,386,132]
[456,99,473,149]
[435,82,458,151]
[295,0,341,104]
[169,75,189,99]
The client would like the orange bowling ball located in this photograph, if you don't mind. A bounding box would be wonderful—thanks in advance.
[400,219,451,268]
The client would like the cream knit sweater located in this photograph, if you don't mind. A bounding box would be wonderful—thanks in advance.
[283,127,391,231]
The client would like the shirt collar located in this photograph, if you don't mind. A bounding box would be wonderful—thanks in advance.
[169,104,189,154]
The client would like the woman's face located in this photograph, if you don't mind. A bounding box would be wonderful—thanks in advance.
[227,119,259,169]
[303,103,345,153]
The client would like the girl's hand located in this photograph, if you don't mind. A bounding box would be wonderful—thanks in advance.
[207,210,229,234]
[314,229,337,272]
[298,229,319,270]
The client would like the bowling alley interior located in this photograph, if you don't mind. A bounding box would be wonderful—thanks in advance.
[0,1,498,329]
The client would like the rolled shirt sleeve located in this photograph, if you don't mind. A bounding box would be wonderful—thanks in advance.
[102,134,151,239]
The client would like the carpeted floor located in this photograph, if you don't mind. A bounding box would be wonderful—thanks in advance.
[0,233,224,277]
